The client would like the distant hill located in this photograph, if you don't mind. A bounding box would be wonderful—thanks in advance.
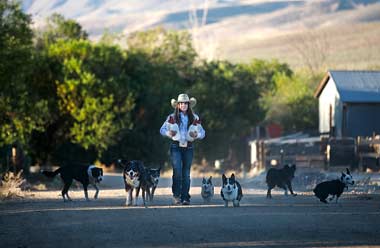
[223,22,380,70]
[23,0,380,69]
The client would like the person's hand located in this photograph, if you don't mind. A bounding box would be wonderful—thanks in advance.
[189,131,197,138]
[169,130,177,137]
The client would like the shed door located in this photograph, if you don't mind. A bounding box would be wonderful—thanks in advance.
[346,104,380,137]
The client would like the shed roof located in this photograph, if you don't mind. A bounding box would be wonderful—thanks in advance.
[314,70,380,102]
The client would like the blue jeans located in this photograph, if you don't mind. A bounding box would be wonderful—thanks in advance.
[170,143,193,202]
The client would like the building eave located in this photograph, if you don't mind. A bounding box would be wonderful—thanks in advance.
[313,71,331,98]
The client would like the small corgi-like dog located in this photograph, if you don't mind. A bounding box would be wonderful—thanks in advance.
[167,116,180,141]
[221,173,243,207]
[186,119,201,142]
[201,176,214,203]
[313,168,354,204]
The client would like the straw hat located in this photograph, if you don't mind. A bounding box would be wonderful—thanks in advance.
[171,93,197,108]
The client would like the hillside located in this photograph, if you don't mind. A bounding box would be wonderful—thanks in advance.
[23,0,380,69]
[222,22,380,70]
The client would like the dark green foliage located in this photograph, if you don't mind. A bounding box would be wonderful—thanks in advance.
[191,61,264,166]
[261,71,320,133]
[0,0,48,149]
[0,9,321,170]
[36,13,88,46]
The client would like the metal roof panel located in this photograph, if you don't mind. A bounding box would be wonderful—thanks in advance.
[329,70,380,102]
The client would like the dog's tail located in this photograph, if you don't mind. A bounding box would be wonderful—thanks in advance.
[41,168,62,178]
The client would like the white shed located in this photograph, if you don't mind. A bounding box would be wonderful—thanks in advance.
[314,70,380,138]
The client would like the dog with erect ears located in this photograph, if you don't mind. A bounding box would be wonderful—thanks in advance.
[313,168,355,204]
[221,173,243,207]
[186,119,202,142]
[166,115,180,141]
[119,159,150,207]
[266,164,297,198]
[201,176,214,204]
[42,163,103,202]
[140,166,161,202]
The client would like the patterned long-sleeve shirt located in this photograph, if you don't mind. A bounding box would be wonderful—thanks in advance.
[160,112,205,145]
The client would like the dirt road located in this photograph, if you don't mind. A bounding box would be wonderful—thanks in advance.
[1,173,380,248]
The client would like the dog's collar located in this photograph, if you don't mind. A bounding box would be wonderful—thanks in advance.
[87,165,96,178]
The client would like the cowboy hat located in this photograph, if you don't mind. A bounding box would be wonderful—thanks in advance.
[171,93,197,108]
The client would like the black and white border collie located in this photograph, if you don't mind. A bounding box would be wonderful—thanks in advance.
[313,168,355,204]
[119,159,150,207]
[42,164,103,201]
[221,173,243,207]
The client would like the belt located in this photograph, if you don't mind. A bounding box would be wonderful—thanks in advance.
[172,141,193,147]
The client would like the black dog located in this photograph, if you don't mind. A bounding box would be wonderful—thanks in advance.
[313,168,355,204]
[136,167,161,202]
[42,164,103,201]
[266,164,297,198]
[145,167,161,201]
[119,159,150,207]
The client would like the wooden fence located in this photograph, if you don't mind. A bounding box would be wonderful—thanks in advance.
[251,134,380,172]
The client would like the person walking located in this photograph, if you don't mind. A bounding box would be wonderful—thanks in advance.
[160,93,206,205]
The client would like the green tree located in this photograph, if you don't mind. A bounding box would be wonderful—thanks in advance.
[102,28,199,165]
[127,27,197,83]
[191,60,264,166]
[34,13,88,50]
[46,40,135,155]
[98,28,123,46]
[45,13,87,40]
[0,0,52,173]
[245,59,293,94]
[262,71,319,132]
[0,0,49,148]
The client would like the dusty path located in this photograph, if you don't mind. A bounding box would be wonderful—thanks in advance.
[1,173,380,248]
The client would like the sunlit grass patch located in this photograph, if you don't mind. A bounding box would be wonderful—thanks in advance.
[0,171,26,200]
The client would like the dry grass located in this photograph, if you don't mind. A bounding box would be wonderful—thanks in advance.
[0,171,26,200]
[222,23,380,70]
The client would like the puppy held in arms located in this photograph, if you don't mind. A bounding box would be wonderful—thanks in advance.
[221,174,243,207]
[42,164,103,202]
[186,119,201,142]
[201,176,214,204]
[313,168,355,204]
[266,164,297,198]
[166,116,180,141]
